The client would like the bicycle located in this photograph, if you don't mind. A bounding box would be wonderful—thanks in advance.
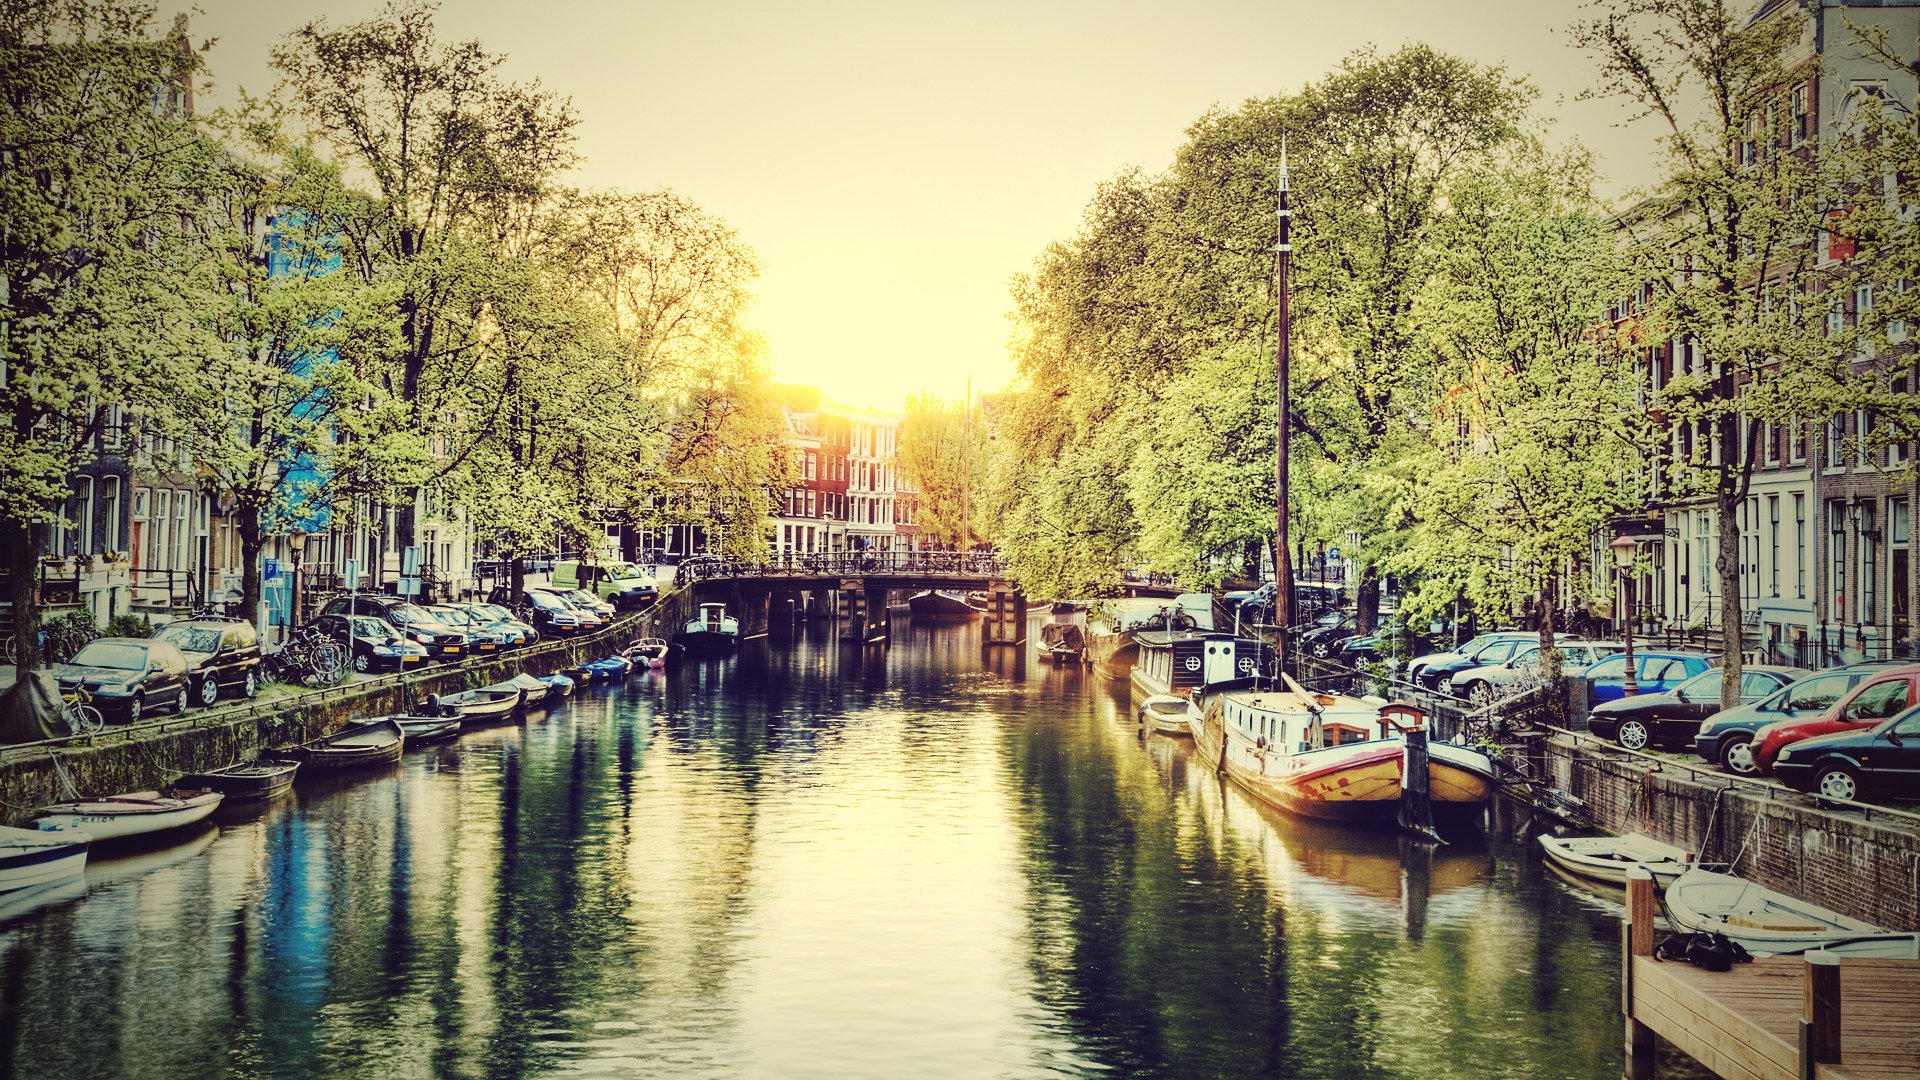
[59,686,105,736]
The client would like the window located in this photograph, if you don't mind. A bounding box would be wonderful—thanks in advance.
[1794,493,1807,598]
[1830,500,1848,617]
[1826,416,1845,468]
[1861,502,1878,623]
[149,489,169,569]
[102,477,122,553]
[1891,279,1909,341]
[1785,674,1847,711]
[1897,499,1911,641]
[1843,678,1913,721]
[1763,420,1779,464]
[73,476,95,554]
[1791,83,1810,146]
[1768,495,1780,596]
[1857,410,1875,466]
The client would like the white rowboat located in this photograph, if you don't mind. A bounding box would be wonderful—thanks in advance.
[0,825,90,892]
[1663,869,1920,958]
[1537,833,1692,887]
[1139,695,1193,736]
[29,789,223,843]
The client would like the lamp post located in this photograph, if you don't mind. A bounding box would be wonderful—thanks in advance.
[288,531,307,633]
[1609,535,1640,697]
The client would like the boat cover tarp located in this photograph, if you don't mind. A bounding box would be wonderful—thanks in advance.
[1040,623,1086,651]
[0,672,65,744]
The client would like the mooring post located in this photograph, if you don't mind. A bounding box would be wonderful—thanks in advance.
[1800,950,1842,1078]
[1623,868,1656,1080]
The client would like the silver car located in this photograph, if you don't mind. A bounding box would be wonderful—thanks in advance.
[1450,641,1624,708]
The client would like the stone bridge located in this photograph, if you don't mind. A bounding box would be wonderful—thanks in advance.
[674,551,1026,645]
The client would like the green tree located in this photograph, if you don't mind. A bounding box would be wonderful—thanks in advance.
[0,1,216,671]
[897,392,984,550]
[1579,0,1856,705]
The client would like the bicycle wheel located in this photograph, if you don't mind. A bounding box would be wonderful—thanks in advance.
[69,703,105,735]
[313,643,347,681]
[0,634,13,664]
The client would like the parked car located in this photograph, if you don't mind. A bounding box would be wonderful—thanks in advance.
[537,587,614,625]
[1581,650,1717,704]
[150,616,263,706]
[1300,613,1359,657]
[1587,665,1807,750]
[1770,703,1920,802]
[1751,663,1920,775]
[555,560,658,609]
[1449,641,1623,708]
[1338,622,1427,668]
[1414,632,1545,692]
[465,602,540,645]
[51,637,190,723]
[495,588,594,636]
[314,613,430,673]
[1695,663,1904,775]
[319,595,469,661]
[425,604,511,654]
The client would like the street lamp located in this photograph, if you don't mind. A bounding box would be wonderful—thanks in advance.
[1609,535,1640,697]
[288,531,308,633]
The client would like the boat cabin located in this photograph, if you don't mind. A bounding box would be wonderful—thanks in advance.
[1214,690,1377,753]
[1135,632,1271,693]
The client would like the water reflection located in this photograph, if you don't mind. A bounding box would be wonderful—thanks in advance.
[3,618,1645,1078]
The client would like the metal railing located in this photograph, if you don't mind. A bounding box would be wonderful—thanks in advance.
[677,550,1009,585]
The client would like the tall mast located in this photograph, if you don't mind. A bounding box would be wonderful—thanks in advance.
[1273,139,1295,672]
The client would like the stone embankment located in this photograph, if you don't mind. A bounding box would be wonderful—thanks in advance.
[1510,732,1920,932]
[0,590,693,826]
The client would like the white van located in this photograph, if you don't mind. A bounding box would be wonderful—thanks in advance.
[553,560,658,609]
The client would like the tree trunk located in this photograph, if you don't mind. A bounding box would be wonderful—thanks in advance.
[1717,494,1744,710]
[1355,571,1380,635]
[237,505,263,623]
[1537,574,1564,726]
[5,519,43,674]
[1910,396,1919,659]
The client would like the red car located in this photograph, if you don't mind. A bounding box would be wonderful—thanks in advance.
[1752,664,1919,775]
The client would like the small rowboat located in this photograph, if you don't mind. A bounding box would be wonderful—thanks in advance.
[1537,833,1691,887]
[435,688,523,722]
[393,714,461,744]
[542,673,575,698]
[627,638,671,669]
[176,760,300,803]
[494,673,552,708]
[274,719,406,771]
[1664,869,1920,958]
[30,788,224,842]
[1139,694,1193,736]
[0,825,90,893]
[582,656,632,679]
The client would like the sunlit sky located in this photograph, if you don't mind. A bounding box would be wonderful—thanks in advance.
[192,0,1654,411]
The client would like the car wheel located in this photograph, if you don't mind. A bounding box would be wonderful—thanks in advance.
[1467,682,1497,709]
[1617,720,1650,751]
[243,670,258,698]
[353,652,371,674]
[1813,763,1860,803]
[1719,736,1757,776]
[197,676,220,707]
[174,685,190,714]
[127,693,143,725]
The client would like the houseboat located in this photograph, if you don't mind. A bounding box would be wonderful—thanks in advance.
[679,603,741,652]
[1129,631,1271,702]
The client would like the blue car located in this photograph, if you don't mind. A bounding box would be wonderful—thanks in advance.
[1582,650,1716,705]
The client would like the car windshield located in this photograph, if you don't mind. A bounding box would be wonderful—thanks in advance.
[567,590,601,605]
[392,604,435,624]
[429,606,472,626]
[529,593,565,610]
[351,617,392,638]
[477,604,513,621]
[69,641,148,670]
[154,625,221,653]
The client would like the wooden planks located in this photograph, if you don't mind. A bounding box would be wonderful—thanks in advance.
[1628,954,1920,1080]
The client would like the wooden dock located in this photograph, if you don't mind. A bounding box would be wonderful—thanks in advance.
[1623,871,1920,1079]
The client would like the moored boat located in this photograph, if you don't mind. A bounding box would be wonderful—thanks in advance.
[1662,869,1920,958]
[906,590,985,618]
[435,687,523,722]
[678,603,740,652]
[492,673,552,708]
[175,760,299,803]
[393,713,462,744]
[0,825,90,892]
[29,788,224,842]
[1139,694,1193,736]
[1038,622,1087,664]
[1538,833,1692,887]
[542,673,576,697]
[1130,631,1270,702]
[626,637,672,669]
[273,718,406,770]
[1188,678,1495,824]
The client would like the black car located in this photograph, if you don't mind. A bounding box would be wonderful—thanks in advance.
[314,613,430,673]
[1771,703,1920,803]
[51,637,191,723]
[489,587,594,636]
[1587,665,1807,750]
[1298,612,1358,657]
[151,617,263,706]
[319,595,468,661]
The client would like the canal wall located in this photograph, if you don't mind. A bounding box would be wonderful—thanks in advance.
[1513,734,1920,932]
[0,596,691,827]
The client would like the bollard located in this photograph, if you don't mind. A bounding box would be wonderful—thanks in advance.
[1800,951,1841,1078]
[1623,868,1656,1080]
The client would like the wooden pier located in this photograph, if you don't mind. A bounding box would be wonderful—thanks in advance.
[1623,871,1920,1079]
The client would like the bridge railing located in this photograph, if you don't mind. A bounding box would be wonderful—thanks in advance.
[677,551,1008,585]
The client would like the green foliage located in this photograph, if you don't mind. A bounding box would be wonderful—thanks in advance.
[897,393,985,550]
[104,614,155,639]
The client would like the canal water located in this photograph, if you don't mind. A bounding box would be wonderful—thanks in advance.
[1,617,1695,1078]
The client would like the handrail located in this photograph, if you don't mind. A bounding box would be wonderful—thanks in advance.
[677,551,1009,584]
